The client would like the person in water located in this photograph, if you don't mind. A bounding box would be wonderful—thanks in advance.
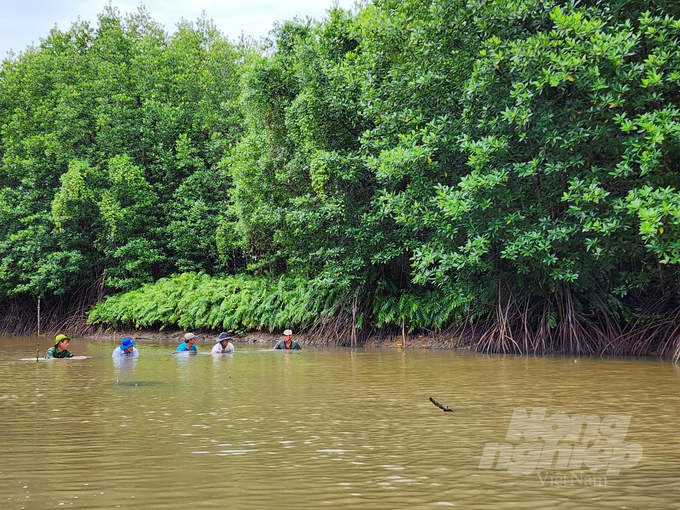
[176,332,198,352]
[112,337,139,358]
[211,332,234,354]
[273,329,302,350]
[44,334,74,359]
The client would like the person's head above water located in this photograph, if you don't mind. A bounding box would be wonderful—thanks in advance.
[217,332,231,348]
[55,334,70,352]
[184,332,196,346]
[120,337,137,353]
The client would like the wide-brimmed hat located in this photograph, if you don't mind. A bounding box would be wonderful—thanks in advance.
[217,332,231,343]
[55,334,71,344]
[120,337,137,350]
[283,329,293,336]
[184,333,195,341]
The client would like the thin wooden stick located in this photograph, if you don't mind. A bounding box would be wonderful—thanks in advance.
[36,298,40,362]
[429,397,454,412]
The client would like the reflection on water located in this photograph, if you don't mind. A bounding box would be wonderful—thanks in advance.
[1,336,680,509]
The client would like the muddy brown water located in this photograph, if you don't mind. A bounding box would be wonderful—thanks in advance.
[1,335,680,509]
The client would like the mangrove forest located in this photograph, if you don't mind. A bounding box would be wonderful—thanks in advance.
[2,0,680,357]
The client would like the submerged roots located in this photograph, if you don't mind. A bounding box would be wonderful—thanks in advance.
[455,285,680,358]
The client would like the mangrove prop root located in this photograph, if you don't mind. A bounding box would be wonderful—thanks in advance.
[429,397,454,412]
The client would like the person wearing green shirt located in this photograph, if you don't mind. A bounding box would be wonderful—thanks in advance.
[273,329,302,350]
[44,334,74,359]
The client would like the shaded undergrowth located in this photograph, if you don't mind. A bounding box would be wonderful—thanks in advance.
[0,277,107,337]
[446,284,680,362]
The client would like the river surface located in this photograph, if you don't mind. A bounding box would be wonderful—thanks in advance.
[1,335,680,509]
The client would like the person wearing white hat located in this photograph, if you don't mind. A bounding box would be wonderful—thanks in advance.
[211,332,235,353]
[176,332,198,352]
[273,329,301,350]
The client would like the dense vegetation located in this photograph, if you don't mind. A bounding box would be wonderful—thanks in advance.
[3,1,680,357]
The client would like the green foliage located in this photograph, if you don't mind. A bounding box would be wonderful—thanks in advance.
[228,10,375,284]
[372,286,475,331]
[0,6,247,297]
[88,271,346,332]
[396,2,680,312]
[6,1,680,353]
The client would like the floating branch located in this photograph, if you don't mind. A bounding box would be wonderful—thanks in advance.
[429,396,454,412]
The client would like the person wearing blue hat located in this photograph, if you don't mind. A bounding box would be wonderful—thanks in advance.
[211,332,235,354]
[112,337,139,358]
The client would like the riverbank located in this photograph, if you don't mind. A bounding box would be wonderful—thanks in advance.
[43,328,467,350]
[8,325,677,359]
